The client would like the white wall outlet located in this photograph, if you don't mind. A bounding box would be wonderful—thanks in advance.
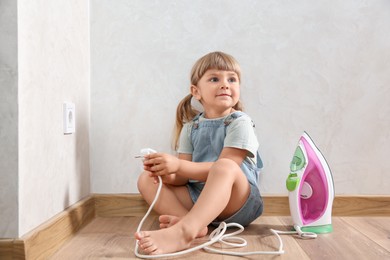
[63,102,75,134]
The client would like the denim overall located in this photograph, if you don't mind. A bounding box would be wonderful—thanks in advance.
[186,111,263,226]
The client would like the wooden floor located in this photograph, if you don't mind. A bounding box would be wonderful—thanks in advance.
[50,215,390,259]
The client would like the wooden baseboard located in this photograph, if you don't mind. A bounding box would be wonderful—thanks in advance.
[93,194,291,217]
[93,194,390,217]
[22,196,95,260]
[94,193,149,217]
[1,194,389,259]
[0,196,95,260]
[261,195,390,216]
[0,239,25,260]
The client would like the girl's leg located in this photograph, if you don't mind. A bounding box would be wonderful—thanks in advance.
[135,158,250,255]
[137,171,193,217]
[138,172,209,237]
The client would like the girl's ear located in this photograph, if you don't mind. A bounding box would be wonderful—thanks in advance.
[190,85,201,100]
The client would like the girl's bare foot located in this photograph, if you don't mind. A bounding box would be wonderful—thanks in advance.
[159,215,208,238]
[135,222,195,255]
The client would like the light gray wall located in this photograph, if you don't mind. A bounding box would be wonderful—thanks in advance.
[0,0,90,237]
[91,0,390,195]
[0,0,18,238]
[17,0,90,236]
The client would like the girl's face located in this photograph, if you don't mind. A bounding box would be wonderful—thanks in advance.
[191,69,240,118]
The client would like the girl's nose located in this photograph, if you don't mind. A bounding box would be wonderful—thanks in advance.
[221,80,230,89]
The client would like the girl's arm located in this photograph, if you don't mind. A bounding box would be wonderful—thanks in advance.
[177,147,247,181]
[219,147,247,165]
[144,152,212,182]
[144,147,247,182]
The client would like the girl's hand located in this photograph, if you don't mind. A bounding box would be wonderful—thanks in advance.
[143,153,180,177]
[148,172,176,185]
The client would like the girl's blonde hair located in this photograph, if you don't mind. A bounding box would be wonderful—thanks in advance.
[173,51,244,150]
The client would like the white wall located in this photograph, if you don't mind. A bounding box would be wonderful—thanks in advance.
[91,0,390,195]
[17,0,90,236]
[0,0,18,238]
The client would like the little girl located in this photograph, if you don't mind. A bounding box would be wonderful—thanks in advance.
[135,51,263,255]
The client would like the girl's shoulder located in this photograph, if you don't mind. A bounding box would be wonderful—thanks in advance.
[230,111,249,119]
[229,111,254,122]
[227,111,257,130]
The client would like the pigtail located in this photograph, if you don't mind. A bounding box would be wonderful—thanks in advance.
[234,100,244,111]
[173,94,198,150]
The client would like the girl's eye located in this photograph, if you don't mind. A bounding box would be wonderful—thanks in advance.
[228,77,237,83]
[210,77,219,82]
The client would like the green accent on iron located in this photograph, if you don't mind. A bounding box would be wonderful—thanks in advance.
[290,146,305,172]
[286,173,299,191]
[300,224,333,234]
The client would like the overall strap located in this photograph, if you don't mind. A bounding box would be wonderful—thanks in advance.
[223,111,245,126]
[192,112,202,129]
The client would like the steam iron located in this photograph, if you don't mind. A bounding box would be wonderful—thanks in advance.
[286,132,335,234]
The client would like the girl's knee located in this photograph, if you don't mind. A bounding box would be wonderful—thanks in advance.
[137,171,153,193]
[211,158,242,178]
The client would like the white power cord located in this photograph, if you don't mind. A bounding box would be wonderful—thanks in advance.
[134,149,316,258]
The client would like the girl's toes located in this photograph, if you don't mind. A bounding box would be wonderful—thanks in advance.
[138,239,152,249]
[143,242,158,254]
[160,223,169,228]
